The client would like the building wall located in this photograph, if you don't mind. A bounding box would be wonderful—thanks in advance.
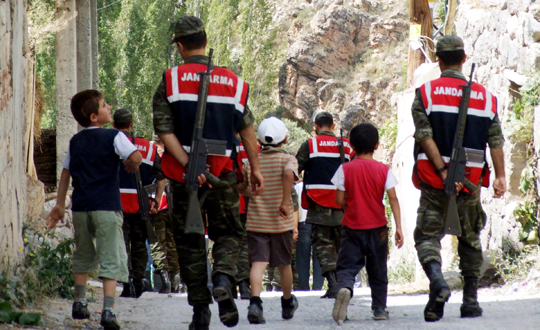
[0,0,31,272]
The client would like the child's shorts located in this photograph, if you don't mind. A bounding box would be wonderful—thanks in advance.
[247,231,293,268]
[72,211,129,283]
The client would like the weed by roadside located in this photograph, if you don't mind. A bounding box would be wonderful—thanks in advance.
[0,226,75,326]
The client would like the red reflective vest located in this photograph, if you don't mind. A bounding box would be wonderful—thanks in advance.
[413,76,497,192]
[160,62,249,183]
[302,134,353,209]
[119,137,158,214]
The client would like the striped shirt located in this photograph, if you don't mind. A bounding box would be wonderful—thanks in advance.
[239,146,298,233]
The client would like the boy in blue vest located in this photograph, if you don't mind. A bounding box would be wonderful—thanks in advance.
[330,123,403,325]
[47,90,142,330]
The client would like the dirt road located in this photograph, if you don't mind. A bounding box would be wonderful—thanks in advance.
[10,283,539,330]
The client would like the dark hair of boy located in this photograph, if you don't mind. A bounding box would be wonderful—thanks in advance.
[435,49,465,66]
[70,89,104,128]
[173,31,207,51]
[315,116,333,128]
[349,123,379,154]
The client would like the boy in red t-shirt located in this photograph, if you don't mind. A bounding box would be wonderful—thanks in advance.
[330,123,404,325]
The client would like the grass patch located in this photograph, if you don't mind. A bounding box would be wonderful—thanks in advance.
[493,245,540,283]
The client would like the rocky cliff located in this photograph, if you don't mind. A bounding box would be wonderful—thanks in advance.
[278,0,409,138]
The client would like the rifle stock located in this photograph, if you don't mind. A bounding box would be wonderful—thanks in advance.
[443,63,476,237]
[183,49,228,234]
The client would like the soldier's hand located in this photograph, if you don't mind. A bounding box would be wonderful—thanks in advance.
[394,228,404,248]
[493,176,507,198]
[198,173,207,187]
[250,170,264,196]
[455,182,464,195]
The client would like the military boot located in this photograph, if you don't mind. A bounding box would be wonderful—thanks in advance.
[422,261,451,322]
[238,280,251,300]
[159,270,171,294]
[461,277,483,318]
[133,279,145,298]
[171,273,181,293]
[119,279,135,298]
[321,271,339,299]
[188,304,211,330]
[212,273,239,327]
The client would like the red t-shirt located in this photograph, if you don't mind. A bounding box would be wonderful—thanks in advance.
[331,158,397,230]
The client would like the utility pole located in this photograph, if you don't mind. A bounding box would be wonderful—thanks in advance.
[77,0,92,92]
[445,0,458,36]
[55,0,78,183]
[91,0,99,89]
[407,0,435,88]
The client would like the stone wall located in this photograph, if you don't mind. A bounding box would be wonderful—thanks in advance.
[0,0,32,272]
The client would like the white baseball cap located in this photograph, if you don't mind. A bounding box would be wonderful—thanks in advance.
[257,116,288,146]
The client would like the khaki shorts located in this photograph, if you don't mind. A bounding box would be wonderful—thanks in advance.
[72,211,129,283]
[248,231,293,268]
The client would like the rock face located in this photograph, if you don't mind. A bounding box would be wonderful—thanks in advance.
[279,0,408,132]
[456,0,540,253]
[0,0,32,272]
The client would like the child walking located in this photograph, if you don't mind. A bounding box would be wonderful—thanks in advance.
[330,123,404,325]
[238,117,299,324]
[47,90,142,330]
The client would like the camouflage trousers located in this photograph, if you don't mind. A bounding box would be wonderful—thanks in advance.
[235,213,250,283]
[263,240,298,290]
[414,184,486,278]
[170,171,243,306]
[150,210,180,275]
[311,223,342,275]
[122,213,149,281]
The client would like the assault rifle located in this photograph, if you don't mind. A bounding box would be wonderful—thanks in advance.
[338,128,345,164]
[130,133,159,244]
[444,63,478,237]
[184,49,227,234]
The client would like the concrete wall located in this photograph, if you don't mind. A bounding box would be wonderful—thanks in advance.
[0,0,31,272]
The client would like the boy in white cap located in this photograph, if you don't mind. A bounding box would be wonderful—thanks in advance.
[238,117,299,324]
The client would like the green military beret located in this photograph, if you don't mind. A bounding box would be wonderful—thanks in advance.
[113,108,132,125]
[436,35,464,53]
[171,16,205,43]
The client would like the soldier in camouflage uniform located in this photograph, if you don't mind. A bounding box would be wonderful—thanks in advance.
[411,36,506,322]
[150,183,182,293]
[153,16,264,330]
[113,108,164,299]
[296,112,354,299]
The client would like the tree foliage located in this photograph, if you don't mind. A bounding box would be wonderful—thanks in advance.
[30,0,309,150]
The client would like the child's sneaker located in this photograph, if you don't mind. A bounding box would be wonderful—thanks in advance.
[281,295,298,320]
[101,309,121,329]
[247,297,266,324]
[372,308,389,320]
[332,288,351,325]
[72,301,90,320]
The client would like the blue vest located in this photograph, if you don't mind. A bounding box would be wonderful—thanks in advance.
[69,128,122,212]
